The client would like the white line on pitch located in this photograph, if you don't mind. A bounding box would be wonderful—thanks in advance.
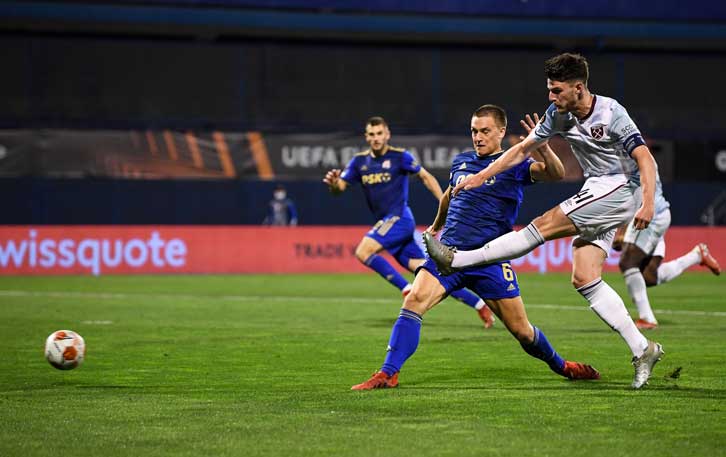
[1,289,725,318]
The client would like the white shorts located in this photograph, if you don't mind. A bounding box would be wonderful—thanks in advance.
[559,174,640,255]
[623,207,671,257]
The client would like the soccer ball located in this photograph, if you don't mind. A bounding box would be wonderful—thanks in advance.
[45,330,85,370]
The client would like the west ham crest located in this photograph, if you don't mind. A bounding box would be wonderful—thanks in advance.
[590,125,604,139]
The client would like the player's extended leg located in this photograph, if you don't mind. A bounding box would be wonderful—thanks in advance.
[572,239,662,389]
[657,243,721,282]
[485,296,599,380]
[351,269,448,390]
[619,242,659,329]
[401,241,494,328]
[425,205,577,274]
[355,236,410,292]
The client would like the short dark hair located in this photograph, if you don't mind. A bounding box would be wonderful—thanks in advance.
[366,116,388,128]
[544,53,589,84]
[472,104,507,128]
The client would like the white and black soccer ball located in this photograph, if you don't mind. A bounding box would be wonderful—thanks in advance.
[45,330,86,370]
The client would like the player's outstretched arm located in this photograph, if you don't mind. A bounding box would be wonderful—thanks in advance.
[323,169,347,194]
[427,186,452,237]
[452,138,536,196]
[521,113,565,182]
[631,145,656,229]
[416,167,444,201]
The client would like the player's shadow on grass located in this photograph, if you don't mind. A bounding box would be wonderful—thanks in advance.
[402,378,726,398]
[358,318,398,328]
[361,318,506,331]
[75,385,138,389]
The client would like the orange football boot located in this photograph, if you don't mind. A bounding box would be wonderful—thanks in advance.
[562,361,601,380]
[698,243,721,276]
[351,371,399,390]
[635,319,658,330]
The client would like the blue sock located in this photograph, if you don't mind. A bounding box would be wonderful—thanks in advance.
[450,289,481,309]
[519,325,566,375]
[365,254,409,291]
[381,309,422,375]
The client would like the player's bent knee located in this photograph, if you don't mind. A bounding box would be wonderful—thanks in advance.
[571,272,599,289]
[643,268,659,287]
[355,245,376,263]
[402,284,442,316]
[618,256,638,273]
[618,251,644,273]
[402,294,428,316]
[510,326,533,344]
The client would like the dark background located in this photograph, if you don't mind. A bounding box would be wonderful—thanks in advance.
[1,1,725,225]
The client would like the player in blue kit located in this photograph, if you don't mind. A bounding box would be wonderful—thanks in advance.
[324,117,495,328]
[351,106,600,390]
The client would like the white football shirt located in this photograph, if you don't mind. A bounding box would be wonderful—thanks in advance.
[529,95,669,213]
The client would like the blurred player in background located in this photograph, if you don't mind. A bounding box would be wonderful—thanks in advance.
[324,116,495,328]
[352,106,600,390]
[262,184,298,226]
[425,53,663,389]
[615,207,721,329]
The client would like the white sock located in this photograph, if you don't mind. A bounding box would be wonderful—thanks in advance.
[452,223,545,268]
[623,268,657,323]
[578,278,649,358]
[657,246,701,284]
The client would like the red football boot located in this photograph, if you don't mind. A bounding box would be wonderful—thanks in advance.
[635,319,658,330]
[351,371,399,390]
[698,243,721,276]
[562,361,601,380]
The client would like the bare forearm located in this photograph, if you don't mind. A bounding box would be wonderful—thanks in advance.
[634,147,656,207]
[431,188,451,231]
[420,170,444,200]
[480,142,530,181]
[537,144,565,181]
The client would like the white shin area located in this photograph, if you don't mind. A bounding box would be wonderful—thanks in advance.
[451,223,544,268]
[578,277,649,358]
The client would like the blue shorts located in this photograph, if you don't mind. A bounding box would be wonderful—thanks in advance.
[366,210,424,266]
[418,257,521,300]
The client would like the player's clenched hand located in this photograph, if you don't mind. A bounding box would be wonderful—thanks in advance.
[425,225,441,238]
[452,173,485,196]
[323,169,342,188]
[632,204,653,230]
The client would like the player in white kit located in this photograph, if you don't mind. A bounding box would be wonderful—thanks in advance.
[615,202,721,329]
[424,53,663,389]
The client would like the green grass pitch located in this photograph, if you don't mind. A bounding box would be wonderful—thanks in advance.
[1,272,724,456]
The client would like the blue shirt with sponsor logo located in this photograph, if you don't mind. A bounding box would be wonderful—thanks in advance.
[340,147,421,220]
[442,150,536,250]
